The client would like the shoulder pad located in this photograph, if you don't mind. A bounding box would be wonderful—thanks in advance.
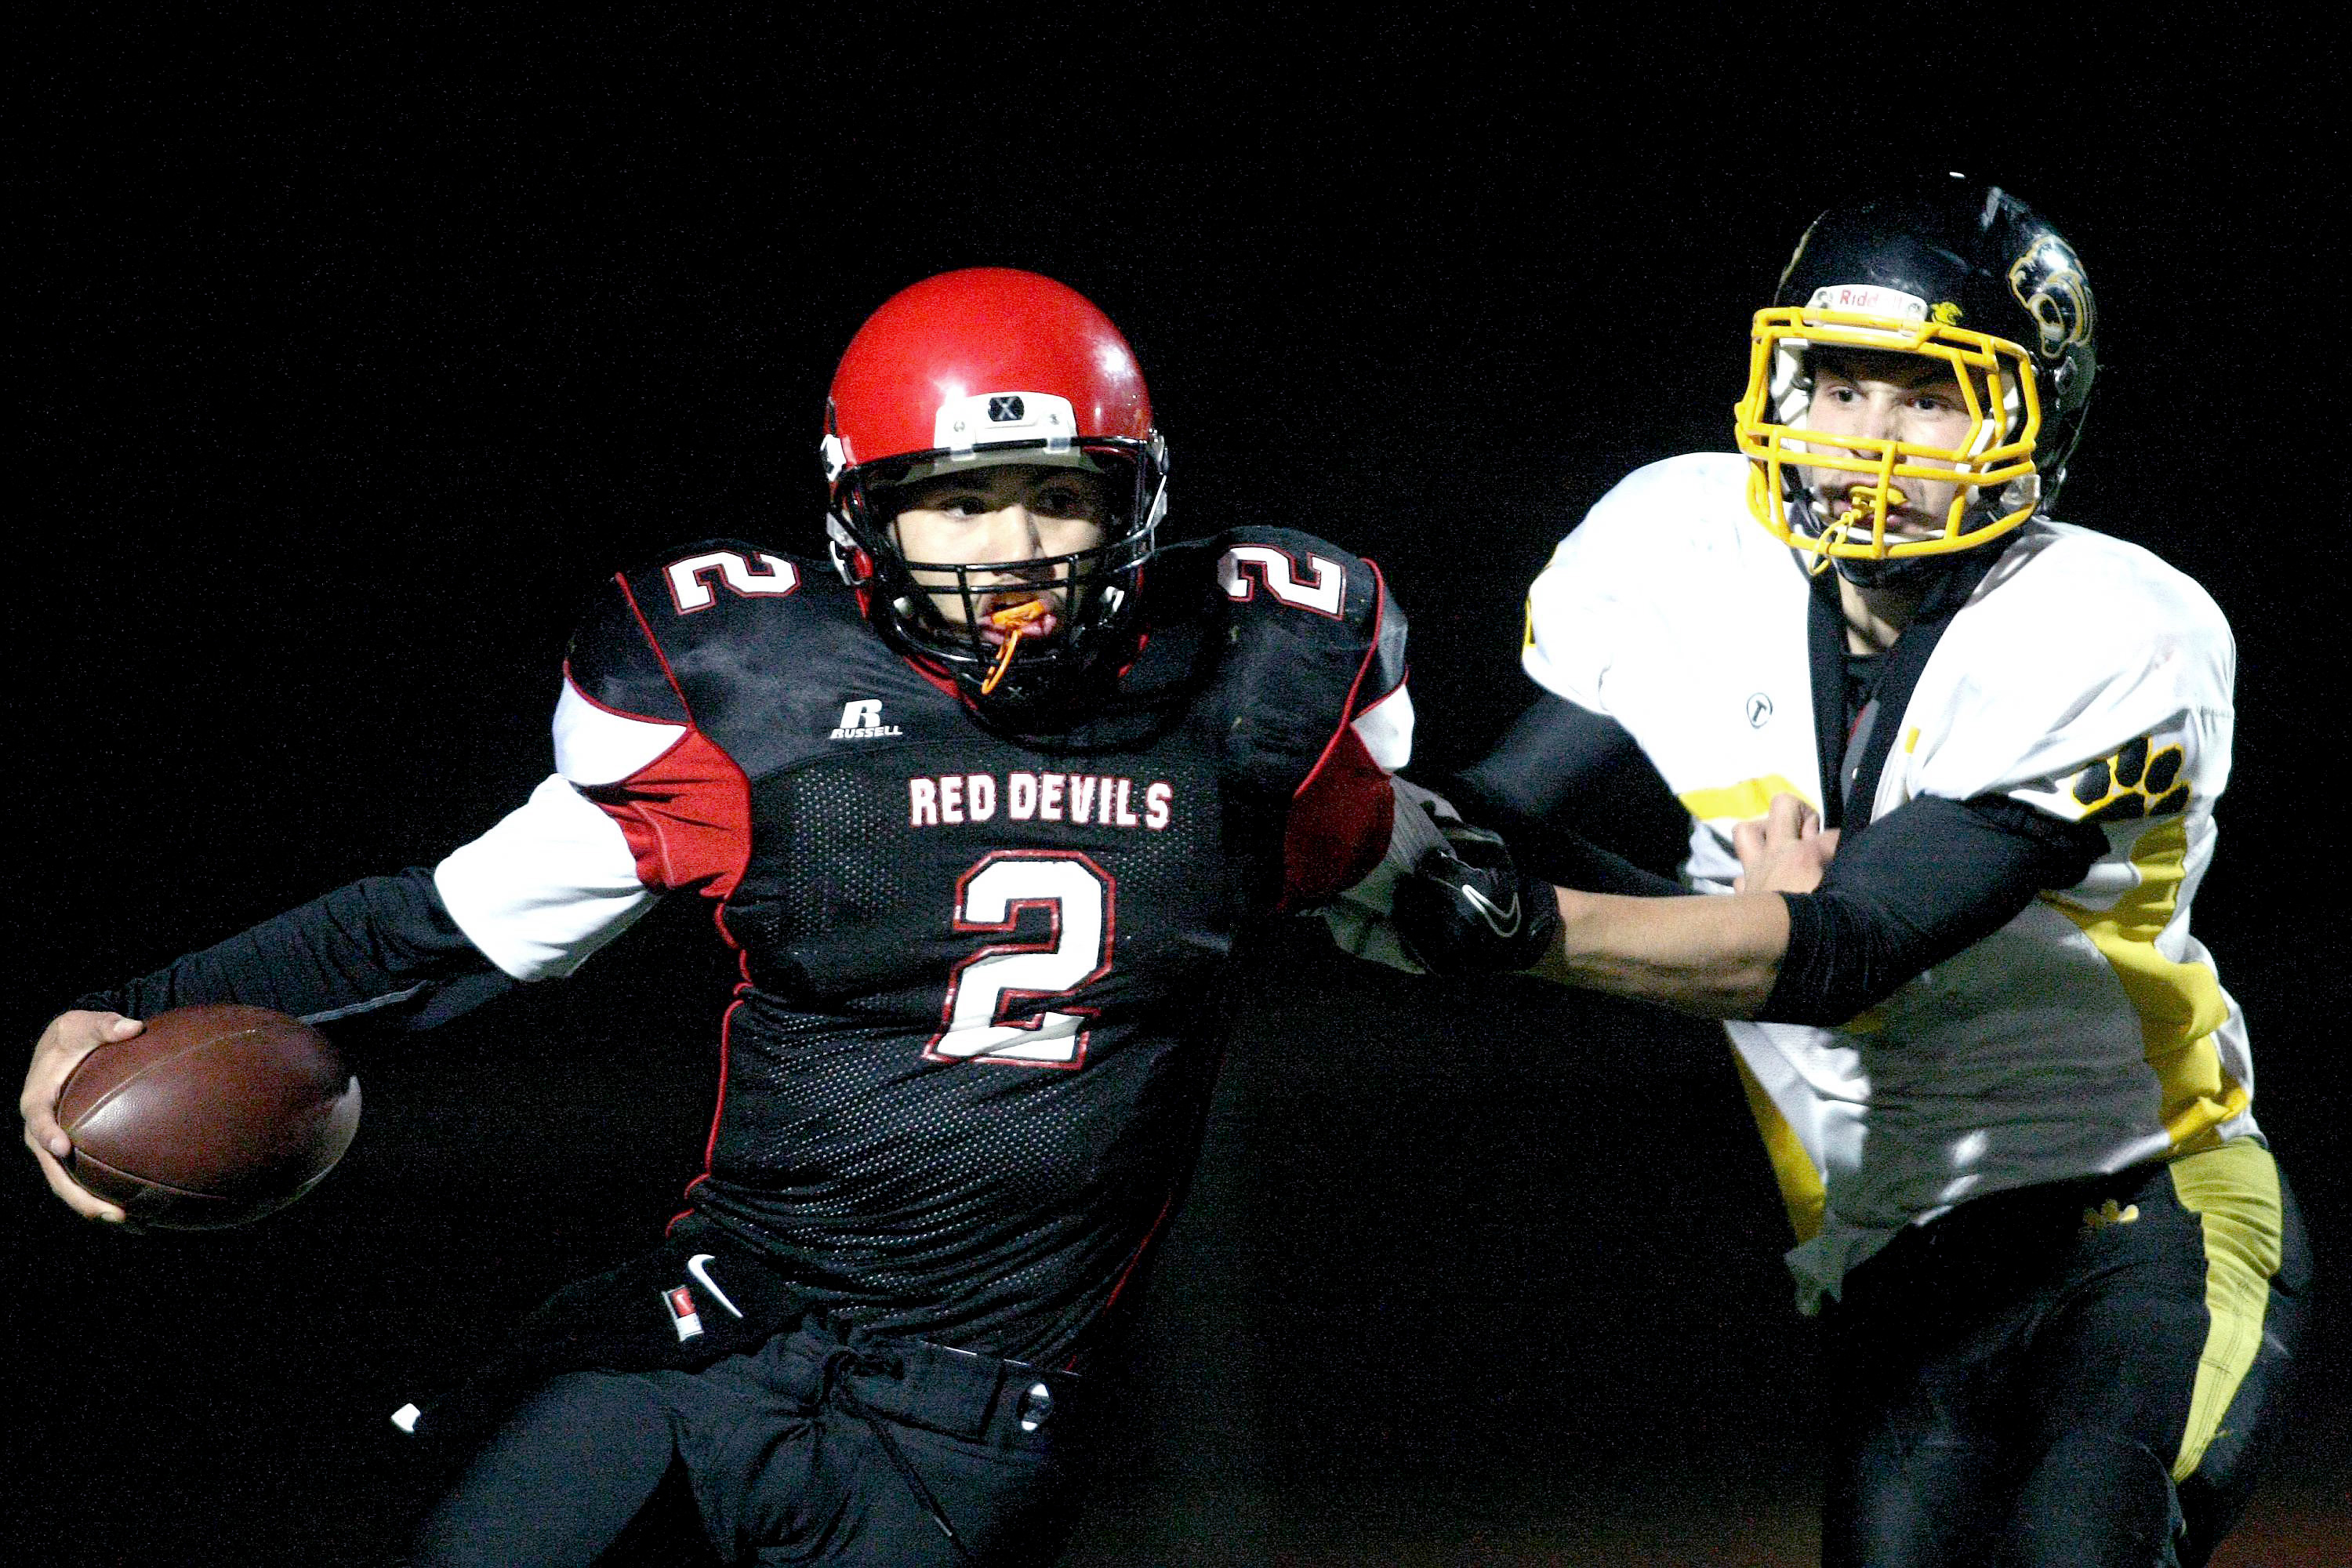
[1218,526,1406,707]
[564,568,690,726]
[1160,526,1413,781]
[1154,528,1399,649]
[568,539,833,723]
[1911,526,2235,812]
[621,538,816,635]
[1200,524,1381,619]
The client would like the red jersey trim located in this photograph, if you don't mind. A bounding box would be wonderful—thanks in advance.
[573,573,757,900]
[579,728,755,898]
[1277,557,1402,909]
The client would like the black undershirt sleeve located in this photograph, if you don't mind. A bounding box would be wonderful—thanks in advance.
[1449,691,1646,826]
[1441,691,2107,1024]
[1762,794,2109,1028]
[1443,692,1690,895]
[71,866,514,1030]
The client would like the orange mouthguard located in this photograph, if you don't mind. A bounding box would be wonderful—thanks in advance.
[979,598,1050,695]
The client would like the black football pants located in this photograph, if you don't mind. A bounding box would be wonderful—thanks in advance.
[1816,1144,2308,1568]
[407,1316,1086,1566]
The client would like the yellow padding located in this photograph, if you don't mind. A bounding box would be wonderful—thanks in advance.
[2165,1141,2283,1482]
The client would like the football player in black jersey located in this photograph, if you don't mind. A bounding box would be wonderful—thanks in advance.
[21,267,1414,1566]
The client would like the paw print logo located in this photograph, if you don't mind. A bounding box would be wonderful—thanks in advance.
[2071,735,2188,823]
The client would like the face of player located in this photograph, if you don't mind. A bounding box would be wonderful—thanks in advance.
[889,463,1112,638]
[1802,350,1980,540]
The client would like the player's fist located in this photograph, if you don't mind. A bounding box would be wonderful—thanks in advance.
[1733,793,1838,895]
[1391,810,1562,975]
[20,1009,143,1222]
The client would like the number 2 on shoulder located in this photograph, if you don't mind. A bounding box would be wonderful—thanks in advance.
[1218,544,1345,618]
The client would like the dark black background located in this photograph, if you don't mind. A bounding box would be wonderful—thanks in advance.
[9,11,2345,1564]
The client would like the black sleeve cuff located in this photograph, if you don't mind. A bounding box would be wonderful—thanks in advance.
[1760,888,1886,1027]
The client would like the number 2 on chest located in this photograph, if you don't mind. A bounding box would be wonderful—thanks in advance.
[927,851,1114,1069]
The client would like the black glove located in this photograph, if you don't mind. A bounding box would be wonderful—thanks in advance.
[1391,808,1562,975]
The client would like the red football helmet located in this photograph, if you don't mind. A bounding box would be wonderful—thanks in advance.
[822,268,1170,720]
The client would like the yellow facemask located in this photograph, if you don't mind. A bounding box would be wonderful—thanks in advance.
[1733,306,2047,573]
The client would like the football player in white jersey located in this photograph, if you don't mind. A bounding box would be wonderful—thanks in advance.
[1355,177,2309,1567]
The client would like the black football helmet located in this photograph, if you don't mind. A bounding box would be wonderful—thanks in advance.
[1733,177,2097,581]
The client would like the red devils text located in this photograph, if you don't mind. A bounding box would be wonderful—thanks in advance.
[909,772,1174,831]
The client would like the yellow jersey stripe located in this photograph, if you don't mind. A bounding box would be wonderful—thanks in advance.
[2042,815,2240,1151]
[1733,1049,1825,1243]
[1679,775,1818,822]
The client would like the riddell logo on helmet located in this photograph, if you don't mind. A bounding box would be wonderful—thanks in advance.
[1808,284,1929,322]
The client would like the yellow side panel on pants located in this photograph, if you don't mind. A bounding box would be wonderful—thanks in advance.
[2165,1140,2283,1482]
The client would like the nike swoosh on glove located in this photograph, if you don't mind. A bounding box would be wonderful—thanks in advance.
[1391,807,1562,975]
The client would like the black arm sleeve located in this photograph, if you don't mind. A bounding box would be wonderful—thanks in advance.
[71,866,514,1030]
[1760,794,2109,1027]
[1443,691,1693,885]
[1504,821,1691,898]
[1448,691,1646,826]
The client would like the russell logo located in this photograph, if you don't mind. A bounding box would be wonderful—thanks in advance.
[831,699,905,740]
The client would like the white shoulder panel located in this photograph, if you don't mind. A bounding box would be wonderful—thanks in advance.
[1899,523,2238,811]
[1522,453,1758,713]
[1350,681,1415,771]
[554,678,688,787]
[433,774,659,981]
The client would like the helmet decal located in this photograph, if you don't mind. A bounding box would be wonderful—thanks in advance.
[1805,283,1930,321]
[935,390,1078,454]
[2007,232,2096,361]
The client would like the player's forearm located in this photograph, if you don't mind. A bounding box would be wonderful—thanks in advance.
[1529,886,1788,1018]
[74,869,511,1030]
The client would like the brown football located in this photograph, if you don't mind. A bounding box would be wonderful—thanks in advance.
[57,1003,361,1229]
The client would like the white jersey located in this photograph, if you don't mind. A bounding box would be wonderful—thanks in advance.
[1524,452,2258,1311]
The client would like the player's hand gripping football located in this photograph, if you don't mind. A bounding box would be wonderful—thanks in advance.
[1391,802,1563,976]
[20,1009,141,1222]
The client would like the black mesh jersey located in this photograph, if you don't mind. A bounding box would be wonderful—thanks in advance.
[551,527,1407,1363]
